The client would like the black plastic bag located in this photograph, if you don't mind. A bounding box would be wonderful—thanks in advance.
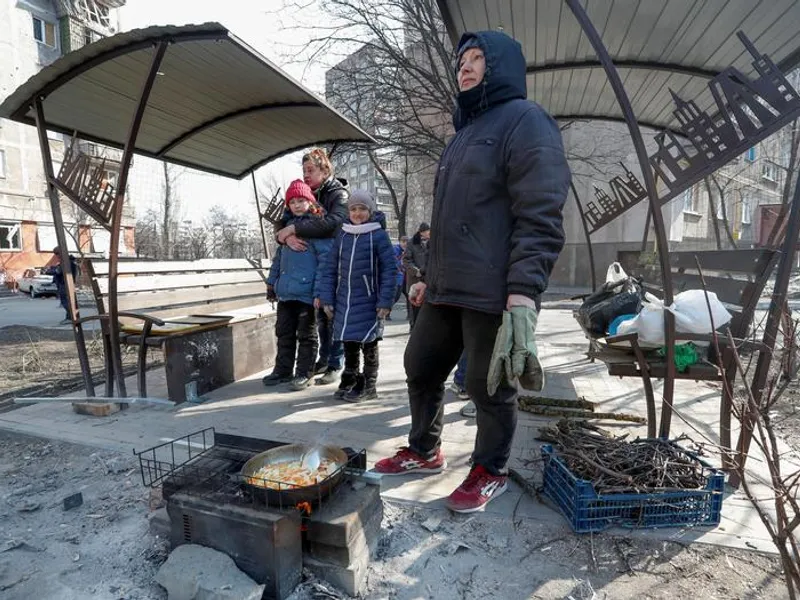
[575,277,644,338]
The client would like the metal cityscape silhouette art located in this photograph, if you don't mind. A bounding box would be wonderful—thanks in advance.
[582,32,800,234]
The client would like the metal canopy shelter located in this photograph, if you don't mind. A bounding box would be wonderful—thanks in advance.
[437,1,800,477]
[0,23,373,400]
[0,23,372,179]
[438,0,800,136]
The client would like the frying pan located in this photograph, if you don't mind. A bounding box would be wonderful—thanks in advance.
[239,443,349,506]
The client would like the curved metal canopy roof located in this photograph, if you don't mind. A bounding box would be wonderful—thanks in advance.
[437,0,800,134]
[0,23,374,179]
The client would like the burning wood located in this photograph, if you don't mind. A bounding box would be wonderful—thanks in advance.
[538,420,709,494]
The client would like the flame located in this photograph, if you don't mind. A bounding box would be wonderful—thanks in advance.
[296,501,312,531]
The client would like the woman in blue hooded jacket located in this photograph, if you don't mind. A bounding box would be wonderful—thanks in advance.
[317,190,396,402]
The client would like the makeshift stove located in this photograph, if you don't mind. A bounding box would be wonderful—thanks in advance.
[136,428,383,599]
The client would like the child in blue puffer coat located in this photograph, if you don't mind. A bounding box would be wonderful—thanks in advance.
[317,190,397,402]
[263,180,332,391]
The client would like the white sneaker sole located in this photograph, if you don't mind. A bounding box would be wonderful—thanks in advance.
[374,460,448,476]
[447,480,509,513]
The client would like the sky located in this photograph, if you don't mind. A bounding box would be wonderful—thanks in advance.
[117,0,337,221]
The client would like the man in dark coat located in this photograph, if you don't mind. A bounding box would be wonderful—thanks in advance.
[402,223,429,330]
[375,31,570,513]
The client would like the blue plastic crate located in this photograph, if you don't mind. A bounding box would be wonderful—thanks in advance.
[541,443,724,533]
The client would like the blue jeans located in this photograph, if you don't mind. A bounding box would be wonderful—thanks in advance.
[454,352,467,389]
[317,308,344,370]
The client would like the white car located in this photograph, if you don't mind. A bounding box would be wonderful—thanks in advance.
[17,268,58,298]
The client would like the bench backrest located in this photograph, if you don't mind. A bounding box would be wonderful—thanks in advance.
[666,249,778,338]
[88,258,271,323]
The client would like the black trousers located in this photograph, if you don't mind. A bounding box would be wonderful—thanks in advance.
[343,340,379,385]
[274,300,318,377]
[317,308,344,370]
[404,303,518,474]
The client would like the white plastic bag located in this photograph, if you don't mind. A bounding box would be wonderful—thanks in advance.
[614,289,731,347]
[605,262,628,286]
[670,289,732,334]
[616,293,665,346]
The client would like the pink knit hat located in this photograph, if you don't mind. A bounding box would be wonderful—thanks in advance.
[285,179,315,206]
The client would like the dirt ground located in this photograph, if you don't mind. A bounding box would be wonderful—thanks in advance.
[0,326,162,408]
[0,431,790,600]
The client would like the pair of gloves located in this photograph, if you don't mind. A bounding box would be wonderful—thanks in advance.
[487,305,544,396]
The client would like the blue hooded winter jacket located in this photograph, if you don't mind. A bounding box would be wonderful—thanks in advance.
[425,30,571,314]
[317,212,397,343]
[267,215,333,305]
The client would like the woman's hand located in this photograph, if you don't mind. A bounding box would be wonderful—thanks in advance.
[324,305,334,319]
[314,298,322,309]
[276,225,296,244]
[409,282,427,307]
[285,234,308,252]
[377,308,390,319]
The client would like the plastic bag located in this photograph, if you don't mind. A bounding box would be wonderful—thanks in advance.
[616,293,665,346]
[614,290,732,346]
[605,262,628,285]
[670,289,732,333]
[575,277,644,337]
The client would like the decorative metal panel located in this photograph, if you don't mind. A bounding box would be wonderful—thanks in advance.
[54,133,118,226]
[583,164,648,233]
[651,33,800,206]
[583,32,800,234]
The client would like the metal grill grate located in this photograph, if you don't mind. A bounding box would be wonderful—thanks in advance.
[134,428,367,511]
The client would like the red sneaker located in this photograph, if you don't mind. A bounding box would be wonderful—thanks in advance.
[445,465,508,513]
[373,447,447,476]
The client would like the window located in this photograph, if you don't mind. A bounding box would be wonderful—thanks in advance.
[84,27,103,45]
[715,196,726,220]
[32,17,57,48]
[359,163,368,175]
[745,147,757,162]
[0,222,22,251]
[762,161,778,182]
[682,187,698,213]
[0,149,5,178]
[741,196,752,225]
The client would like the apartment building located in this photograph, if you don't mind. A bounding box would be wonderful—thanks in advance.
[0,0,134,282]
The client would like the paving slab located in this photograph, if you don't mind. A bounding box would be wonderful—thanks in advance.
[0,308,791,556]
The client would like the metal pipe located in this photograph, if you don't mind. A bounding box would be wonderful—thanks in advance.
[15,396,173,406]
[566,0,676,437]
[570,180,597,290]
[32,99,95,397]
[252,172,271,260]
[106,41,169,398]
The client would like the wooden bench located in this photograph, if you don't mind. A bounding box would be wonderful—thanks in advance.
[586,249,777,451]
[84,258,276,403]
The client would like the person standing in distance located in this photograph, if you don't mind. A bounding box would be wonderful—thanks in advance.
[374,31,571,513]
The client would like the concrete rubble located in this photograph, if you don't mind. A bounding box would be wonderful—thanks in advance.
[155,544,265,600]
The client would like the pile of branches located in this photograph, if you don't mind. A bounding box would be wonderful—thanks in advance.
[538,420,710,494]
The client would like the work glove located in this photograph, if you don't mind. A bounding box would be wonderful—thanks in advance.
[487,307,544,396]
[509,305,544,392]
[266,284,277,302]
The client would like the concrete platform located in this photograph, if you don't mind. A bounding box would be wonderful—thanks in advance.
[0,302,793,556]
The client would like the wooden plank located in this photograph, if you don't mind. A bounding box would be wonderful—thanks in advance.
[670,249,776,275]
[115,282,268,312]
[92,258,270,276]
[119,297,270,325]
[606,361,720,380]
[671,274,752,306]
[97,269,268,294]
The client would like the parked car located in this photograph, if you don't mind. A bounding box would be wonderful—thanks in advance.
[17,268,58,298]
